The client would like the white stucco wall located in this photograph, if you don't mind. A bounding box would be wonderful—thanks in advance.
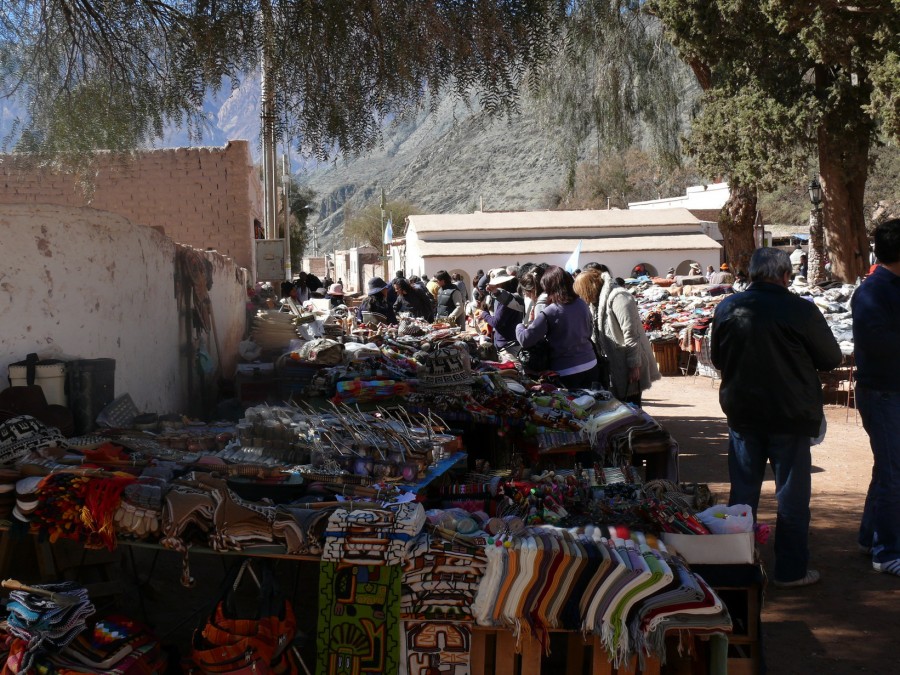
[629,183,730,211]
[0,204,247,414]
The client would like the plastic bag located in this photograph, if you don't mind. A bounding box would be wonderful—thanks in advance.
[697,504,754,534]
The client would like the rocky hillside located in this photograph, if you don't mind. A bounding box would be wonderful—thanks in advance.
[302,94,573,250]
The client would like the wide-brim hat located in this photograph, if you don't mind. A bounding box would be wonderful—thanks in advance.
[689,263,702,273]
[328,283,344,296]
[366,277,388,295]
[490,274,516,286]
[720,263,730,271]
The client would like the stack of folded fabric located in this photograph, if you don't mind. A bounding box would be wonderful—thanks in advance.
[322,502,426,565]
[0,415,67,467]
[55,615,167,673]
[273,506,335,555]
[4,582,95,672]
[402,531,487,621]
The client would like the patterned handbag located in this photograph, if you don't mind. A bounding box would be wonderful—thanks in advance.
[188,561,299,674]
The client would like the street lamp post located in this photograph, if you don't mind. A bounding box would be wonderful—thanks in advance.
[807,177,825,285]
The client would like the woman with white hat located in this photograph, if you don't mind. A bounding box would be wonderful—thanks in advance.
[327,282,345,308]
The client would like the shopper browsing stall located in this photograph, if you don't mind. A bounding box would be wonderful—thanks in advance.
[574,267,659,405]
[853,218,900,577]
[515,265,599,389]
[711,247,841,588]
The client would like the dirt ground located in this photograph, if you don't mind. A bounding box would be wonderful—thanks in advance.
[643,374,897,675]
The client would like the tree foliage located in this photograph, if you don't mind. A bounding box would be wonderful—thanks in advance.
[0,0,566,162]
[650,0,900,280]
[546,147,701,210]
[287,183,315,269]
[344,199,420,251]
[532,1,697,190]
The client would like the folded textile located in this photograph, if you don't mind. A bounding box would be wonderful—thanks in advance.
[6,582,95,671]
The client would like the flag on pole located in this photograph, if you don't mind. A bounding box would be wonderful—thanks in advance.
[383,217,394,245]
[564,240,582,273]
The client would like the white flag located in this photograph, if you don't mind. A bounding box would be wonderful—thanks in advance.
[383,218,393,245]
[564,240,582,273]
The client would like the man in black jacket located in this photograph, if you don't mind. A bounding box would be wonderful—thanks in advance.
[711,247,841,588]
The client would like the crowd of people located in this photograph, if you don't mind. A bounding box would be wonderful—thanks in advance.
[347,262,663,405]
[334,223,900,588]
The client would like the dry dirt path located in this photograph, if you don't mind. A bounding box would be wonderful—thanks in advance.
[643,375,898,675]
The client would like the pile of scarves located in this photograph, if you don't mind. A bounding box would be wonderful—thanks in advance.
[470,526,730,668]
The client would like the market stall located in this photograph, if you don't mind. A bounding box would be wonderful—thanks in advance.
[0,308,760,674]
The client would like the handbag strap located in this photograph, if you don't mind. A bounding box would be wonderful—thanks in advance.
[25,353,38,387]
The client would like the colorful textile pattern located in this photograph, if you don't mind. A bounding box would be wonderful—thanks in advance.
[32,472,136,550]
[316,562,402,675]
[470,528,731,667]
[322,503,425,565]
[5,582,95,672]
[402,533,486,621]
[400,621,472,675]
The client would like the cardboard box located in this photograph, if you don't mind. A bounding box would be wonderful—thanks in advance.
[661,531,755,564]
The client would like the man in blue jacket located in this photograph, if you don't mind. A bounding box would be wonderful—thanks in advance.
[854,218,900,577]
[711,247,841,588]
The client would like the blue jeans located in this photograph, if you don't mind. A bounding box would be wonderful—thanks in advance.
[728,429,811,583]
[857,387,900,564]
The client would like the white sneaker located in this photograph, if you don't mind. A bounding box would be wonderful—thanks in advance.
[773,569,821,588]
[873,560,900,576]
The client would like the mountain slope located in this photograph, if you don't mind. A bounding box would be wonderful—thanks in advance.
[303,94,572,249]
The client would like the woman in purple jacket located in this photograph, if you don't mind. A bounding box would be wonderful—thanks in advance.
[515,265,599,389]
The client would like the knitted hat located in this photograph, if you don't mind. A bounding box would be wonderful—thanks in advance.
[366,277,388,295]
[416,344,474,390]
[0,416,66,466]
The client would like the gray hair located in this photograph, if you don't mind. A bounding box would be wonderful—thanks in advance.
[749,247,792,283]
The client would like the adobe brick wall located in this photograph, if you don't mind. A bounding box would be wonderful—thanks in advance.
[0,141,262,272]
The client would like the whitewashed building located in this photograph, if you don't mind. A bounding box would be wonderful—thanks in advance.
[391,208,722,288]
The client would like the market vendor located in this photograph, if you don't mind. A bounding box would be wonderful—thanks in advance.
[707,263,734,285]
[393,278,434,320]
[476,271,524,354]
[357,276,397,324]
[433,270,465,328]
[326,282,344,308]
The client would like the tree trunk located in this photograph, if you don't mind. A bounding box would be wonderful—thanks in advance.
[718,183,757,275]
[816,68,873,283]
[808,209,826,285]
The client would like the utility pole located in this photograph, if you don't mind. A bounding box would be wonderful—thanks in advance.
[260,0,278,245]
[380,188,386,278]
[281,154,291,280]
